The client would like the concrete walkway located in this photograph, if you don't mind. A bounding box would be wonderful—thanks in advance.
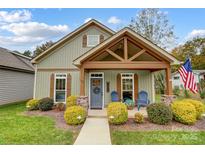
[74,117,111,145]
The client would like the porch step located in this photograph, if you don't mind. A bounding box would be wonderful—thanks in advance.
[88,115,107,118]
[88,109,107,117]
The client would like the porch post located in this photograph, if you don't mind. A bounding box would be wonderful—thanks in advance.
[165,66,172,95]
[80,67,85,96]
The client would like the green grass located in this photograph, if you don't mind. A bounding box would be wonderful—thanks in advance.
[0,101,73,144]
[111,131,205,145]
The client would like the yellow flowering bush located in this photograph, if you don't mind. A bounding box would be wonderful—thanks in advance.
[64,106,86,125]
[134,113,144,123]
[66,96,78,107]
[26,99,39,111]
[171,100,197,125]
[183,99,205,119]
[107,102,128,124]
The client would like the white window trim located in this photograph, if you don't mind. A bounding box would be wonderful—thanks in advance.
[89,72,104,109]
[87,35,100,47]
[54,73,67,104]
[121,73,135,102]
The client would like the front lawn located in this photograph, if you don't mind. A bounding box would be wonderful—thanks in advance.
[0,101,73,144]
[111,131,205,145]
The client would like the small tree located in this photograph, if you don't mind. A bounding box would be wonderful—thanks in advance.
[154,71,165,94]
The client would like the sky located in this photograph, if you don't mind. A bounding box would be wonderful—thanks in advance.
[0,8,205,52]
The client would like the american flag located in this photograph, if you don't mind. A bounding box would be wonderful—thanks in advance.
[178,58,198,93]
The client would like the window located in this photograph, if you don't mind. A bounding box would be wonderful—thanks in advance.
[55,74,67,103]
[87,35,100,47]
[121,73,134,101]
[174,76,180,80]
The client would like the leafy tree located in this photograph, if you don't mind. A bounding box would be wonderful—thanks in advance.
[33,41,54,57]
[172,37,205,71]
[129,8,176,50]
[23,50,32,57]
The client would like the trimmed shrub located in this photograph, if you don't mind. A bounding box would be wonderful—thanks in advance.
[171,101,197,125]
[38,97,54,111]
[182,99,205,119]
[64,106,86,125]
[66,96,77,107]
[147,103,173,125]
[107,102,128,124]
[54,102,66,111]
[134,113,144,123]
[26,99,39,111]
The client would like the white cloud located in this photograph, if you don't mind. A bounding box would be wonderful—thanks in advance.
[84,17,92,23]
[0,22,69,46]
[0,10,31,23]
[0,35,43,46]
[186,29,205,40]
[107,16,121,24]
[1,22,69,38]
[0,9,71,51]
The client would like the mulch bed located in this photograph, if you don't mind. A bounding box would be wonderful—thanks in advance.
[110,117,205,132]
[25,110,83,139]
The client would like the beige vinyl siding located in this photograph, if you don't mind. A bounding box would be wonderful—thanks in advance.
[35,70,80,99]
[37,25,111,69]
[88,70,154,106]
[0,69,34,105]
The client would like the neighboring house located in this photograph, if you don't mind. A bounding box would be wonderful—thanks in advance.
[0,47,34,105]
[172,70,205,89]
[32,19,180,109]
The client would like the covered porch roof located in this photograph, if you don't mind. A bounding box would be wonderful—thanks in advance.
[73,27,180,68]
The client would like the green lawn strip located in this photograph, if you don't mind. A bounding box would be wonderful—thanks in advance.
[111,131,205,145]
[0,101,73,145]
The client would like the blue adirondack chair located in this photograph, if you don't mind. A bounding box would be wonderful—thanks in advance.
[111,91,120,102]
[136,90,150,111]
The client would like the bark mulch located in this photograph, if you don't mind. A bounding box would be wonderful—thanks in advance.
[110,117,205,132]
[25,110,83,140]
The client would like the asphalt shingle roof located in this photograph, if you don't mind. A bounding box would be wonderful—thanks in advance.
[0,47,34,72]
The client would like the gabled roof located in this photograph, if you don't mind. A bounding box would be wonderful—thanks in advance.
[73,27,180,65]
[0,47,34,73]
[32,19,115,63]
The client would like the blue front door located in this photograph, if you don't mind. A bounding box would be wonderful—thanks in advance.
[90,78,103,109]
